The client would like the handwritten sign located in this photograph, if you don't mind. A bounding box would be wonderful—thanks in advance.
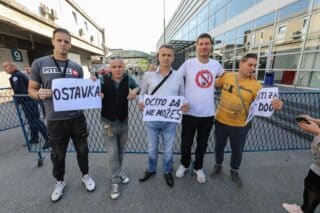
[246,87,278,123]
[143,95,184,123]
[52,78,101,111]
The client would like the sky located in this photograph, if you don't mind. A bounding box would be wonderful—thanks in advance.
[76,0,181,54]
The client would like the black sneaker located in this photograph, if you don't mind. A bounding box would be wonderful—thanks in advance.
[211,165,222,176]
[230,170,242,188]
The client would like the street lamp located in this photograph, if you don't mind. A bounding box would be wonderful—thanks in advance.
[163,0,166,44]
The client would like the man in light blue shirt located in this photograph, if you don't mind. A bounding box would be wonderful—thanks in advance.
[138,44,189,187]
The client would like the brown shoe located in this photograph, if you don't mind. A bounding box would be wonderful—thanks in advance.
[211,165,222,176]
[230,170,242,188]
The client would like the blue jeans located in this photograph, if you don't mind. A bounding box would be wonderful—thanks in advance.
[145,121,177,174]
[214,121,250,171]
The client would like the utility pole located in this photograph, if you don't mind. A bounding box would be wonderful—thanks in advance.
[163,0,166,44]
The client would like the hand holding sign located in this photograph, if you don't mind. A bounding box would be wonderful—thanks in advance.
[38,88,53,100]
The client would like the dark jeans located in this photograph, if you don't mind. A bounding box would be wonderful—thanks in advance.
[301,169,320,213]
[214,121,250,171]
[48,113,89,181]
[180,115,214,170]
[20,98,47,143]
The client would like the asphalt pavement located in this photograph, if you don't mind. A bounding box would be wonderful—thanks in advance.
[1,127,319,213]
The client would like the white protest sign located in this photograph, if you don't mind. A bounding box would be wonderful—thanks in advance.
[246,87,278,123]
[52,78,101,112]
[143,95,184,123]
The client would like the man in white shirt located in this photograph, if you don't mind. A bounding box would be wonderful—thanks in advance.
[138,44,189,187]
[176,33,224,183]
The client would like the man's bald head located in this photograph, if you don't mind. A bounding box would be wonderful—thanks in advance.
[3,62,17,74]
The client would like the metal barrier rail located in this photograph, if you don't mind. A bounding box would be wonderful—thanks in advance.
[7,91,319,156]
[0,88,21,131]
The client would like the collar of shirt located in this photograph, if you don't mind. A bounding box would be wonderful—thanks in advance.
[155,67,173,76]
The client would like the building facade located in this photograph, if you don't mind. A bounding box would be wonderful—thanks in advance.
[0,0,106,87]
[158,0,320,89]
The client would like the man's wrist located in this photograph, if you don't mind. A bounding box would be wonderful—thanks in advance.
[37,93,41,100]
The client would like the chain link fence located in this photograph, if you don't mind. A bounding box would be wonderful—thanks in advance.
[2,89,318,154]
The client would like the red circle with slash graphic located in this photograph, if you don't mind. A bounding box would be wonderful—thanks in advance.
[195,70,213,88]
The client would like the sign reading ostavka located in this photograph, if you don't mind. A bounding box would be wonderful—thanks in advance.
[143,95,184,123]
[246,87,279,124]
[52,78,101,111]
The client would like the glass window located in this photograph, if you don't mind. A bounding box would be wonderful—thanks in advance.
[237,22,253,38]
[209,15,216,29]
[197,20,209,35]
[273,70,296,85]
[182,24,188,37]
[216,0,227,11]
[296,71,320,88]
[210,0,216,16]
[84,21,88,32]
[310,72,320,88]
[215,7,226,27]
[227,0,254,20]
[225,29,237,44]
[214,34,225,46]
[254,12,275,29]
[188,29,197,41]
[301,52,320,70]
[72,11,77,24]
[277,0,309,22]
[198,4,209,23]
[189,17,197,31]
[314,0,320,10]
[272,54,299,69]
[174,30,182,40]
[305,33,320,51]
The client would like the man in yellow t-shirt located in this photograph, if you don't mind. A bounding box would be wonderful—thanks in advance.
[212,53,283,188]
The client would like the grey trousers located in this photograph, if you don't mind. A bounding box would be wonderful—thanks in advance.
[102,120,128,184]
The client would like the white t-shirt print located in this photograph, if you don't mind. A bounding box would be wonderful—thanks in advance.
[178,58,224,117]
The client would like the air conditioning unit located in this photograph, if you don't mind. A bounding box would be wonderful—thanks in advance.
[90,35,94,42]
[79,28,84,36]
[39,3,49,16]
[50,9,58,20]
[292,31,302,40]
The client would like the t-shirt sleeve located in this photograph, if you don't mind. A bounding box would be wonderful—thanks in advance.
[139,72,149,95]
[30,60,41,83]
[177,61,187,77]
[78,65,84,78]
[215,72,225,87]
[128,75,139,89]
[216,61,225,77]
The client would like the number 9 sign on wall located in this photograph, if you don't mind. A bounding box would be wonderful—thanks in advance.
[11,49,23,62]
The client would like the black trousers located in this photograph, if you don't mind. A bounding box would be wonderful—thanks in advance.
[20,98,47,143]
[48,113,89,181]
[301,169,320,213]
[180,115,214,170]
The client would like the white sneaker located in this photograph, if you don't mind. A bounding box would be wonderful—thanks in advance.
[82,174,96,192]
[282,203,303,213]
[176,164,189,178]
[51,181,66,202]
[111,183,120,200]
[194,169,206,183]
[119,171,130,184]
